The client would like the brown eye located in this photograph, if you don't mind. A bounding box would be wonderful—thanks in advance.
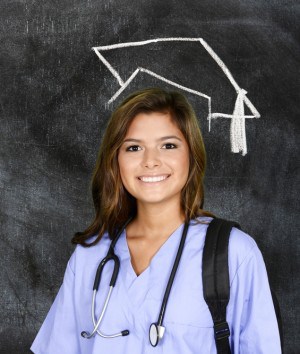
[126,145,141,152]
[163,143,177,149]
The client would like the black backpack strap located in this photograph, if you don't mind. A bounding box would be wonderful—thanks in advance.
[202,218,241,354]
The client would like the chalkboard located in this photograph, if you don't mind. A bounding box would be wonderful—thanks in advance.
[1,0,299,352]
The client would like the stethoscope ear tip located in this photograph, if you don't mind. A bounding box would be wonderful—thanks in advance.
[121,330,130,336]
[81,331,90,338]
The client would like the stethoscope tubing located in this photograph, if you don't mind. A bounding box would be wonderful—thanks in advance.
[157,221,190,327]
[82,216,190,345]
[81,217,133,339]
[91,286,122,338]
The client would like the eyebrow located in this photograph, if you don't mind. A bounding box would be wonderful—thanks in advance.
[122,135,183,143]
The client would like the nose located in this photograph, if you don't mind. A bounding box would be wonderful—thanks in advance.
[142,148,161,168]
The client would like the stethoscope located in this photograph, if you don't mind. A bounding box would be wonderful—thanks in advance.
[81,217,190,347]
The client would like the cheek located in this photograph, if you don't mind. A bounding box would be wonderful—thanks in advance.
[118,154,134,182]
[117,155,125,181]
[182,164,190,183]
[177,152,190,174]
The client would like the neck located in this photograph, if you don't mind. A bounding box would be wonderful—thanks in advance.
[128,200,186,239]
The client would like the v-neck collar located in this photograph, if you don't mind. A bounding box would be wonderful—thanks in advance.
[114,220,187,310]
[116,221,185,282]
[129,222,184,274]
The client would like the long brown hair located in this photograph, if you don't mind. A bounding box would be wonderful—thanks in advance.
[72,88,214,246]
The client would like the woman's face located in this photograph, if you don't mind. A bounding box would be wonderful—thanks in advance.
[118,111,190,209]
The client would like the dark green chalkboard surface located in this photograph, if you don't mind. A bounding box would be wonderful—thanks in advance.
[1,0,299,352]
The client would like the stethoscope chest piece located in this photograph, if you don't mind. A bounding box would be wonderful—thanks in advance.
[149,323,165,347]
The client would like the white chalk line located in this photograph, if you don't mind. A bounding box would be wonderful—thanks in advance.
[93,37,241,94]
[231,90,247,155]
[108,67,211,123]
[93,37,261,155]
[199,38,240,93]
[140,68,210,100]
[93,37,203,51]
[244,94,261,118]
[108,68,140,104]
[93,48,124,86]
[208,96,212,132]
[108,67,210,110]
[211,114,258,119]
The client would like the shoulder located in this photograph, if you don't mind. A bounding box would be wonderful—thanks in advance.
[68,231,111,273]
[228,225,261,281]
[229,224,258,262]
[190,216,261,276]
[191,216,258,254]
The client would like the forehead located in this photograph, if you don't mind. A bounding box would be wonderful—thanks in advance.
[125,111,183,137]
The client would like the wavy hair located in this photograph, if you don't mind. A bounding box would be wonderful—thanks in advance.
[72,88,214,246]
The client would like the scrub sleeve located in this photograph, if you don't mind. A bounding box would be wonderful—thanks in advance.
[30,254,80,353]
[227,229,282,353]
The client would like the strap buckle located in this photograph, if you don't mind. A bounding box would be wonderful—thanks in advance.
[214,321,230,341]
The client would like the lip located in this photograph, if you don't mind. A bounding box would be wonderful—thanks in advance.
[137,174,170,179]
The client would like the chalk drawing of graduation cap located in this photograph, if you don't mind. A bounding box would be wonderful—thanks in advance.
[93,38,260,156]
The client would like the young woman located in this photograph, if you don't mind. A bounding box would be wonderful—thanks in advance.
[31,88,281,353]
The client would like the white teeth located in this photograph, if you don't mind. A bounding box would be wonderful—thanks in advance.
[139,175,168,183]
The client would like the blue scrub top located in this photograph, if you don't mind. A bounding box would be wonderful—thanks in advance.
[31,217,281,353]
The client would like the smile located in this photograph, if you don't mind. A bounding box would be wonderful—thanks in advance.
[138,175,170,183]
